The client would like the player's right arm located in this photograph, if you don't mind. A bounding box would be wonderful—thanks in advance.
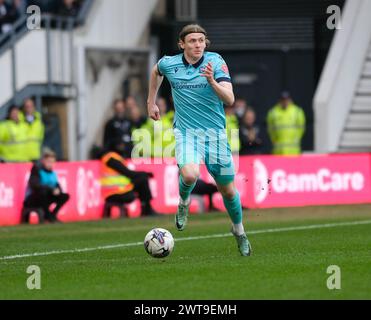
[147,64,163,121]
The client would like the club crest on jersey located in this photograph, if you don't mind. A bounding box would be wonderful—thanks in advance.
[221,64,229,75]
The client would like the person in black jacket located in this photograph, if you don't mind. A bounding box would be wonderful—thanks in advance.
[239,107,263,155]
[125,96,147,129]
[103,99,134,158]
[23,149,70,223]
[55,0,80,16]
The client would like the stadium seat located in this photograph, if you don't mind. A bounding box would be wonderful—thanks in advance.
[21,207,45,224]
[103,202,128,219]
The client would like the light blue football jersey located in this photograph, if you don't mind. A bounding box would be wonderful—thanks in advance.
[157,51,231,136]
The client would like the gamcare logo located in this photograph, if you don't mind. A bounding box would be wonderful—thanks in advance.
[0,181,14,208]
[253,160,269,203]
[271,169,364,193]
[253,159,366,203]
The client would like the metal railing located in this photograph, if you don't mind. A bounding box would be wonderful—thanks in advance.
[0,0,94,53]
[0,0,94,117]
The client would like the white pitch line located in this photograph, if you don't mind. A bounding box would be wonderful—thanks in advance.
[1,219,371,261]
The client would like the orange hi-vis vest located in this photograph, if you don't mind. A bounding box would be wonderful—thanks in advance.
[100,152,134,199]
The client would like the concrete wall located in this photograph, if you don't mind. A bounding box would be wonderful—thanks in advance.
[72,0,158,160]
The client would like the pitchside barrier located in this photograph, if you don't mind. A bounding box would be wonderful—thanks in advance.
[0,154,371,226]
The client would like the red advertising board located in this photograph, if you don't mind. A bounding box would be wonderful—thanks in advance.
[52,161,103,222]
[0,163,32,226]
[245,154,371,208]
[0,161,103,226]
[0,154,371,226]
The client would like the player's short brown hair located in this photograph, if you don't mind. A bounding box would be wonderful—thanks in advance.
[178,24,211,49]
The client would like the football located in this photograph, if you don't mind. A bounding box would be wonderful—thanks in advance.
[144,228,174,258]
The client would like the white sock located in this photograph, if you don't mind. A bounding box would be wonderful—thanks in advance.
[233,223,245,236]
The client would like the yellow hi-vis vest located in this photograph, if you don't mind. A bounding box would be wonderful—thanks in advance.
[19,111,45,161]
[100,152,134,199]
[226,114,240,153]
[267,103,305,155]
[135,112,176,158]
[0,120,29,162]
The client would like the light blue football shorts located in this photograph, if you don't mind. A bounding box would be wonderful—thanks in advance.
[174,128,235,186]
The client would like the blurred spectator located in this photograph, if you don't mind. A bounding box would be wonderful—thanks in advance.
[239,107,263,155]
[14,0,26,14]
[234,98,248,124]
[125,96,147,129]
[156,97,168,117]
[267,91,306,155]
[103,99,133,158]
[55,0,80,17]
[27,0,55,13]
[25,0,84,15]
[0,0,84,36]
[137,97,175,158]
[0,105,28,162]
[23,149,69,223]
[98,149,159,217]
[156,97,175,158]
[0,0,11,34]
[20,98,45,161]
[225,104,240,154]
[0,0,26,34]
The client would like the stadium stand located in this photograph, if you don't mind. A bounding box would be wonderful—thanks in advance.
[0,0,158,160]
[314,0,371,153]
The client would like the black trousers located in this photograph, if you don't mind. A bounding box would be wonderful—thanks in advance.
[105,174,154,215]
[192,179,218,196]
[24,192,70,220]
[132,174,152,202]
[106,174,152,204]
[106,191,136,204]
[192,179,219,211]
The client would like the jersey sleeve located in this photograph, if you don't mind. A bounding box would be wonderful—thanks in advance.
[213,55,232,83]
[157,56,170,77]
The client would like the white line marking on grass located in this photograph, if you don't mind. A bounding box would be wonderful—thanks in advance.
[1,219,371,261]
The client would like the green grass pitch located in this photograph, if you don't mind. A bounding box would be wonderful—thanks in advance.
[0,204,370,299]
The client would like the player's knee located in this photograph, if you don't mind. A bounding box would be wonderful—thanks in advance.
[219,186,236,200]
[182,173,198,185]
[181,166,199,185]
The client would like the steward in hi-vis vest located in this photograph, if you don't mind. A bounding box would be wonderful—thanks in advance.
[267,92,305,155]
[99,150,159,216]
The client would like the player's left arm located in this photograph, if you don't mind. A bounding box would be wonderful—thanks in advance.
[201,61,235,106]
